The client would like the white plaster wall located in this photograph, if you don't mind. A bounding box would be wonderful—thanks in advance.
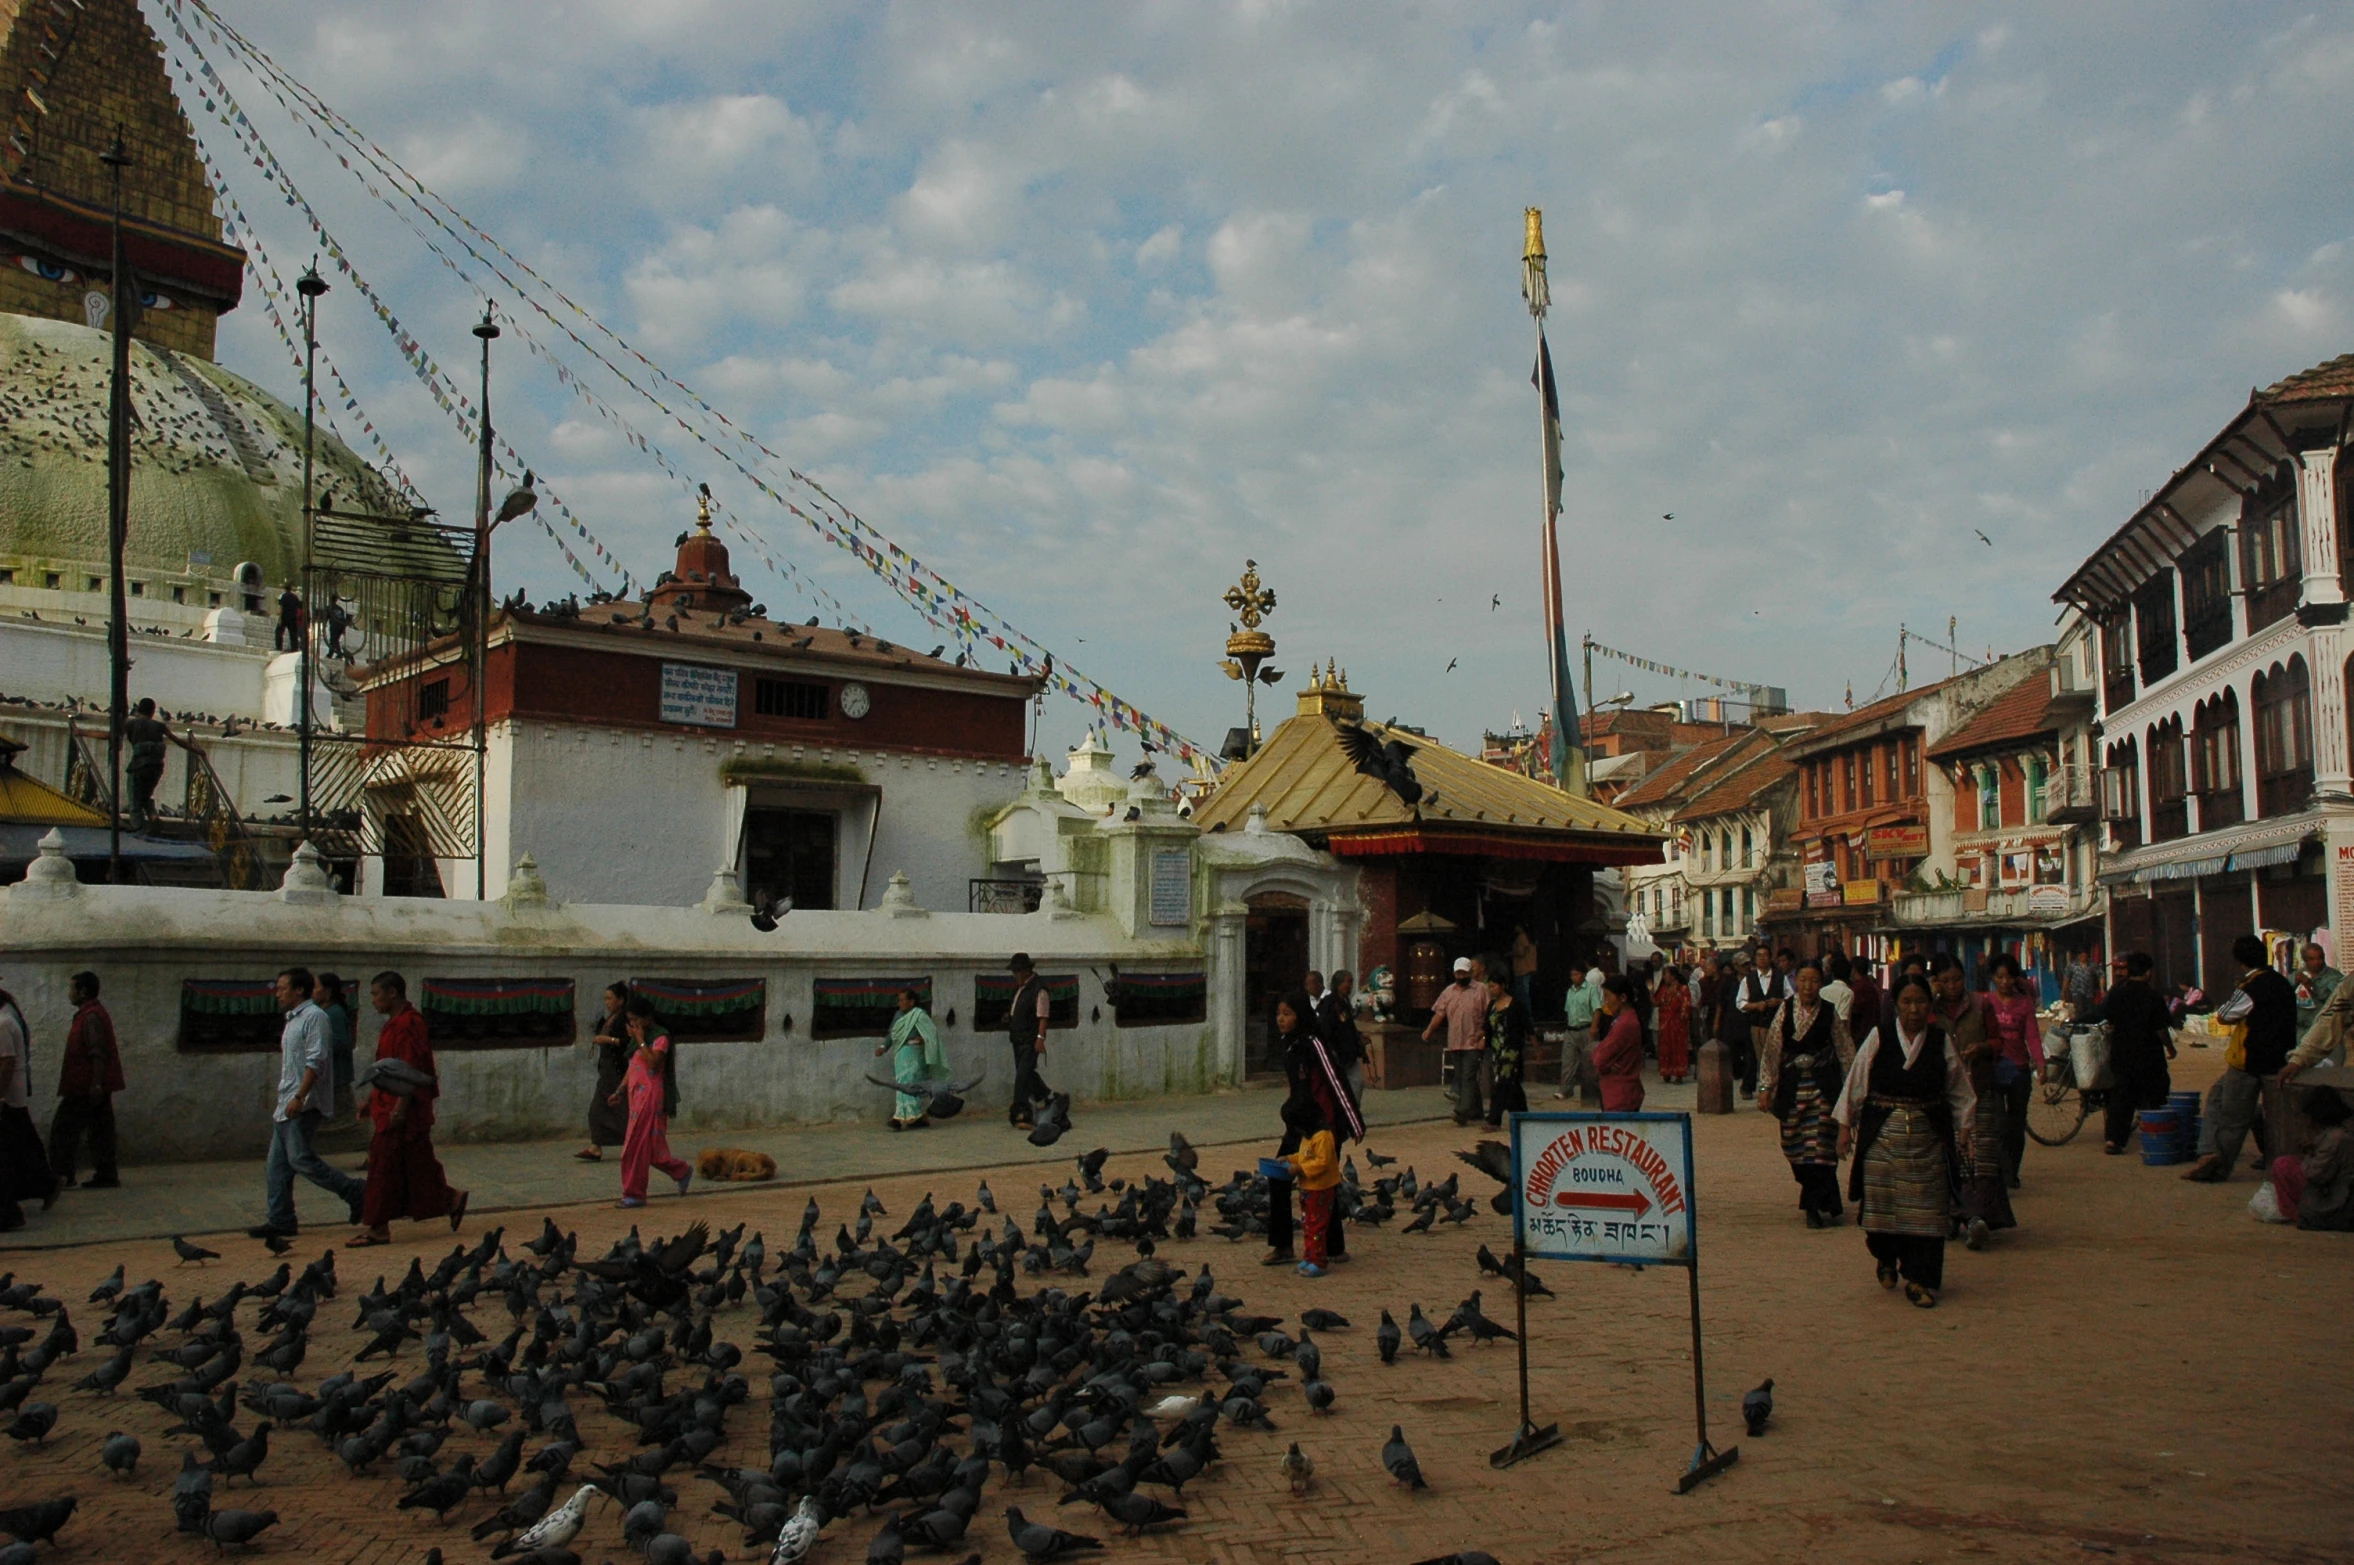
[0,877,1214,1161]
[495,723,1026,911]
[0,710,306,829]
[0,616,278,719]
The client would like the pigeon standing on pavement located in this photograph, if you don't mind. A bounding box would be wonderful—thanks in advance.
[1382,1426,1427,1490]
[1281,1442,1314,1494]
[1005,1505,1102,1559]
[100,1430,140,1478]
[170,1236,218,1265]
[1377,1310,1401,1364]
[1743,1378,1774,1437]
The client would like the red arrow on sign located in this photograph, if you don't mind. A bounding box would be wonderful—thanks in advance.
[1553,1187,1653,1217]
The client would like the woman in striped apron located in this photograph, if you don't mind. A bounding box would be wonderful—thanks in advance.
[1758,960,1854,1228]
[1836,975,1974,1309]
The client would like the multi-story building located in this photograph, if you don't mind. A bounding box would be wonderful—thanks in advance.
[1616,720,1810,954]
[2056,353,2354,989]
[1765,654,2047,959]
[1885,618,2105,991]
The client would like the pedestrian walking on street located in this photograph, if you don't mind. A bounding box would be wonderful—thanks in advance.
[0,980,56,1232]
[879,987,947,1130]
[1984,957,2045,1190]
[2098,953,2176,1153]
[613,996,690,1208]
[1836,975,1973,1309]
[1510,925,1540,1013]
[251,967,364,1241]
[1265,990,1360,1268]
[1758,960,1852,1227]
[2063,950,2103,1021]
[1316,970,1366,1104]
[1004,953,1054,1129]
[1818,952,1856,1027]
[577,982,630,1162]
[49,971,122,1190]
[2182,935,2297,1184]
[1654,961,1693,1083]
[1554,959,1601,1099]
[1929,957,2009,1248]
[351,972,466,1246]
[316,972,355,1125]
[1485,962,1532,1123]
[1735,950,1788,1099]
[1426,958,1490,1125]
[1592,975,1645,1113]
[1847,955,1883,1048]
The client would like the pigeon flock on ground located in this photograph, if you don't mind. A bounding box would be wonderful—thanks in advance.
[0,1129,1772,1562]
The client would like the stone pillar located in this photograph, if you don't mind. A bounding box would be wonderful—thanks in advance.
[1209,901,1250,1085]
[1694,1038,1735,1114]
[2296,441,2346,614]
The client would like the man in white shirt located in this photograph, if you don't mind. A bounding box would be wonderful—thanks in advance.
[252,966,365,1240]
[1819,952,1856,1026]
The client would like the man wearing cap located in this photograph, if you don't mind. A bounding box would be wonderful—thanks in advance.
[1005,953,1053,1128]
[1423,957,1491,1125]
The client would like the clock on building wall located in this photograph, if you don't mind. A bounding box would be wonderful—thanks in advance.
[838,682,872,720]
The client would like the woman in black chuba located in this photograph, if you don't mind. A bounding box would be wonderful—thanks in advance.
[1834,974,1975,1309]
[1262,989,1365,1269]
[1757,959,1854,1229]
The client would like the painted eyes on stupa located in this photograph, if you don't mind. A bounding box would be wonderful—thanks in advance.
[17,256,77,284]
[139,291,175,311]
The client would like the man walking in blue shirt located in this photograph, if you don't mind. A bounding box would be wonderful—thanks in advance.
[250,966,365,1240]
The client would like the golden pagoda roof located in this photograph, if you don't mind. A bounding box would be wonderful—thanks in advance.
[1193,674,1662,863]
[0,743,107,829]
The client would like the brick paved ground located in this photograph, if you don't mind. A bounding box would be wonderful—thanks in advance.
[0,1044,2344,1565]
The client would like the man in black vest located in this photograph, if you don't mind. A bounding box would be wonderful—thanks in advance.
[1005,953,1053,1128]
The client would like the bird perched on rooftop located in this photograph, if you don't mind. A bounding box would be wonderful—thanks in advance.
[497,470,538,525]
[1337,723,1424,806]
[1743,1378,1773,1437]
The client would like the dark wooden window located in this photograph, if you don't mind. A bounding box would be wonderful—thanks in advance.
[2242,478,2301,634]
[1804,764,1819,820]
[2254,659,2314,819]
[1904,738,1920,798]
[2147,718,2189,843]
[753,678,829,720]
[1859,745,1876,808]
[744,808,835,911]
[419,678,451,721]
[2103,738,2141,851]
[2100,615,2135,712]
[1842,753,1857,813]
[1883,744,1899,802]
[2135,572,2179,685]
[2179,532,2233,662]
[2191,690,2244,830]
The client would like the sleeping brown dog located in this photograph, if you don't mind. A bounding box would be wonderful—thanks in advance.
[695,1147,777,1182]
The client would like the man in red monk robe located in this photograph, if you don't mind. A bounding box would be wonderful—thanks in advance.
[349,971,467,1247]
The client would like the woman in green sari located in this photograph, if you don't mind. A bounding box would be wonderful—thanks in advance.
[878,988,948,1129]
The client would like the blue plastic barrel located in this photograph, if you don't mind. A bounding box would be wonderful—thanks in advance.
[2137,1108,2184,1165]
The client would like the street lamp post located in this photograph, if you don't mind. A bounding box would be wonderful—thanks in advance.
[295,263,328,842]
[471,310,499,900]
[100,134,133,884]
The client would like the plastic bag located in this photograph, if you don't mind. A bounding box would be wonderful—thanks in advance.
[2249,1181,2289,1224]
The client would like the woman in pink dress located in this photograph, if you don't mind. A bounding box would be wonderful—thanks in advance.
[1984,956,2046,1191]
[612,997,691,1208]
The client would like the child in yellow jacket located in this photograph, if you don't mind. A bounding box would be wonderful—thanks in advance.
[1278,1093,1340,1276]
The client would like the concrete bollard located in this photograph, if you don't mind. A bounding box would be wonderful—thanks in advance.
[1694,1038,1735,1115]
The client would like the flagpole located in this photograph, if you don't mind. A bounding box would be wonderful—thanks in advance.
[1524,208,1587,797]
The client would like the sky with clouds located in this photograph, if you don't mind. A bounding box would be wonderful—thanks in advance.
[179,1,2354,762]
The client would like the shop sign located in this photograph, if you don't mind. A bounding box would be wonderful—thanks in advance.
[2027,884,2071,916]
[1803,856,1841,909]
[1866,824,1928,860]
[1842,877,1881,905]
[660,662,738,728]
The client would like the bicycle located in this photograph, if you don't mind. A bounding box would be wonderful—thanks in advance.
[2025,1023,2111,1147]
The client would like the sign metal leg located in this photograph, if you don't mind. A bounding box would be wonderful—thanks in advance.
[1489,1236,1561,1469]
[1673,1254,1738,1492]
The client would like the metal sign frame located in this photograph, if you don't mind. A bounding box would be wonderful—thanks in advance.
[1500,1109,1737,1491]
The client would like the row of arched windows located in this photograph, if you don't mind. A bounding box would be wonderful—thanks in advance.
[2104,655,2317,845]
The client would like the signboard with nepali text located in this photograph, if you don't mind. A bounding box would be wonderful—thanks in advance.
[1511,1111,1697,1266]
[660,662,739,728]
[1867,823,1929,859]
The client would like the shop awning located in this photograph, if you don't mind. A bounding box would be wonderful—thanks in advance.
[2228,841,2307,871]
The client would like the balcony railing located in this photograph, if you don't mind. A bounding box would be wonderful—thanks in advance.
[970,877,1044,913]
[1892,885,2094,926]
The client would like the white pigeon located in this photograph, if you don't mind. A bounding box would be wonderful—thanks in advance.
[494,1482,601,1558]
[1144,1394,1200,1420]
[770,1495,823,1565]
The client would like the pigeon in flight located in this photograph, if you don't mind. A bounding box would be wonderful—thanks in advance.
[1973,528,1992,546]
[1337,723,1424,807]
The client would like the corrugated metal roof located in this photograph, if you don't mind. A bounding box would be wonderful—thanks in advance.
[0,766,107,828]
[1192,710,1659,842]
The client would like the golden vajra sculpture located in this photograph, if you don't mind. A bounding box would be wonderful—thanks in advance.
[1223,560,1276,630]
